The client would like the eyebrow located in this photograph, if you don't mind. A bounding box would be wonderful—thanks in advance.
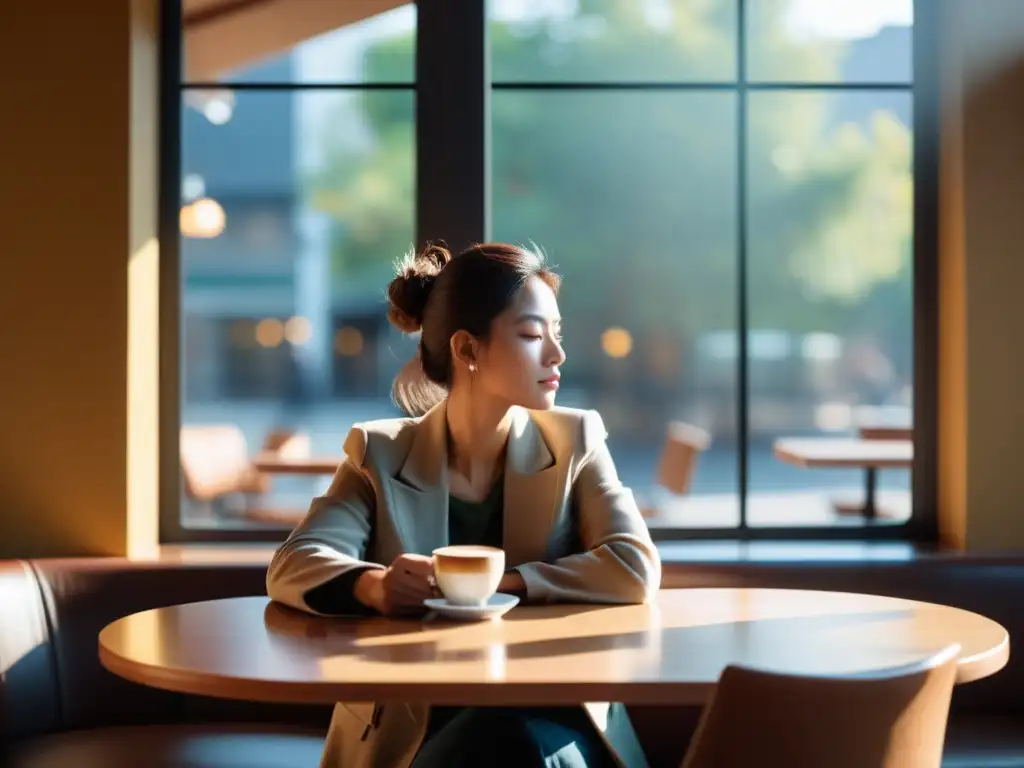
[515,313,561,325]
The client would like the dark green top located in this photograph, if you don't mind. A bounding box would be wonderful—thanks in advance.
[447,473,504,548]
[424,476,505,740]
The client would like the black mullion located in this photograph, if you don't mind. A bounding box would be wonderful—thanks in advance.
[180,83,913,93]
[415,0,488,249]
[909,0,939,542]
[737,0,750,534]
[746,81,910,91]
[182,81,414,91]
[159,0,185,543]
[491,81,910,91]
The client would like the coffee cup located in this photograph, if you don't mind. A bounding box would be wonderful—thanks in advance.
[431,545,505,606]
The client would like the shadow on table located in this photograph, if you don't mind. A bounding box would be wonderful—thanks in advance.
[264,601,922,674]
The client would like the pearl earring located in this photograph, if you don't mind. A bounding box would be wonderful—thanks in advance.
[469,363,477,372]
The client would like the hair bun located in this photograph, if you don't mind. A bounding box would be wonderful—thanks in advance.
[386,244,452,333]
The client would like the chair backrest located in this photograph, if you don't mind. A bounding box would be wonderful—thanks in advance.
[656,421,711,495]
[180,425,266,501]
[681,645,960,768]
[260,427,310,458]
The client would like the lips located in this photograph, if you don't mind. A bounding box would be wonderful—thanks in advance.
[539,374,561,390]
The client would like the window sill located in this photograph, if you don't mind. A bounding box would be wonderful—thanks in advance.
[656,540,936,564]
[148,540,954,568]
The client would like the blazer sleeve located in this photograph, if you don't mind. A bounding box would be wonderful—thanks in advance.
[515,410,662,605]
[265,426,386,616]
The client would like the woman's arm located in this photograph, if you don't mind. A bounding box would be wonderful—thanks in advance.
[265,428,386,616]
[512,411,662,605]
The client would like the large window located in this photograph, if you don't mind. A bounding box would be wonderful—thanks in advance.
[174,3,417,534]
[166,0,924,541]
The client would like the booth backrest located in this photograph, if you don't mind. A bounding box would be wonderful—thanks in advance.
[0,558,329,744]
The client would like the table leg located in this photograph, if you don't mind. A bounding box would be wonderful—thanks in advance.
[864,467,878,520]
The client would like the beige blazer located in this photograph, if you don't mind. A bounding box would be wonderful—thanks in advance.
[266,402,661,768]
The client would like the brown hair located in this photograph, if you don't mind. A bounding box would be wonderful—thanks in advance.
[386,242,560,416]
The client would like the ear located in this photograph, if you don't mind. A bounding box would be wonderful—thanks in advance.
[450,330,479,370]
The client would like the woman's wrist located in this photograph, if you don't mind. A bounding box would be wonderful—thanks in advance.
[353,568,387,612]
[498,568,527,598]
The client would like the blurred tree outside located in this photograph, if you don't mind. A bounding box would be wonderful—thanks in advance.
[306,0,912,410]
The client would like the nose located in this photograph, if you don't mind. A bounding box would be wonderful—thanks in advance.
[545,333,566,368]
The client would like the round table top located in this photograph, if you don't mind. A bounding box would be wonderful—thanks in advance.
[98,588,1009,706]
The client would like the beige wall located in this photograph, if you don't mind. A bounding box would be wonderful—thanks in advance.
[0,3,159,557]
[938,0,1024,550]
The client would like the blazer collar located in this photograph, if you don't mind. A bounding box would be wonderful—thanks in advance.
[397,402,554,490]
[505,406,556,475]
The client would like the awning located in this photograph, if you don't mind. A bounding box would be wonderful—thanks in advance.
[183,0,406,80]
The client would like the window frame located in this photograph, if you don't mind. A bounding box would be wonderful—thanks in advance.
[159,0,939,544]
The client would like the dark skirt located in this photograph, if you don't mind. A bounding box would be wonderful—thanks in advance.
[411,706,620,768]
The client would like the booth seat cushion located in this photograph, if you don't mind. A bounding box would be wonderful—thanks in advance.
[10,723,326,768]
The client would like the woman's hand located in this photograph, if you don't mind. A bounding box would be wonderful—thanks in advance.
[355,554,438,616]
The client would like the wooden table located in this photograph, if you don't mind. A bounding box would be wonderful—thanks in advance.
[252,452,341,476]
[858,425,913,441]
[774,438,914,520]
[98,588,1007,707]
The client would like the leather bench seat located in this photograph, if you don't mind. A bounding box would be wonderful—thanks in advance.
[9,723,326,768]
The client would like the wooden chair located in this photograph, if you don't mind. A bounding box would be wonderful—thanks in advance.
[656,421,712,495]
[640,422,712,519]
[179,424,308,526]
[680,644,960,768]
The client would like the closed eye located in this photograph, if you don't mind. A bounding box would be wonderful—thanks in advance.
[520,330,562,342]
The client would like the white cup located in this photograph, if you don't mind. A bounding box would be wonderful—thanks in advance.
[432,545,505,606]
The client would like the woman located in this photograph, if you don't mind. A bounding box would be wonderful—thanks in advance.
[266,242,661,768]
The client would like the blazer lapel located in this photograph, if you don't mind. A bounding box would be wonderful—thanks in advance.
[503,407,561,568]
[386,401,449,556]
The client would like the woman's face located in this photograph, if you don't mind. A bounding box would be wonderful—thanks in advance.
[473,276,566,410]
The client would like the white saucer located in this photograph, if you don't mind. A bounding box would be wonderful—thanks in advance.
[423,593,520,621]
